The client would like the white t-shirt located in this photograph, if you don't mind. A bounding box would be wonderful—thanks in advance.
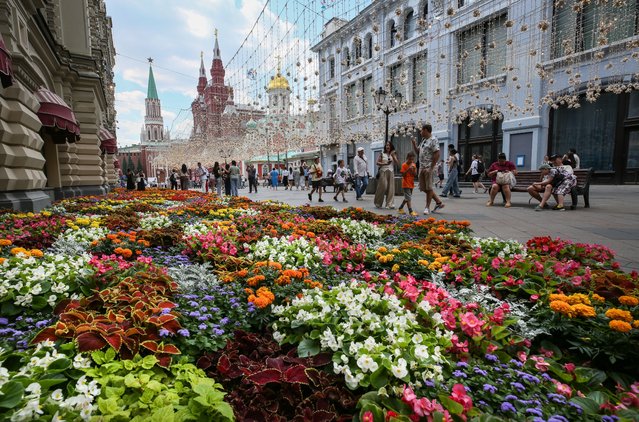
[282,169,290,177]
[334,167,347,184]
[470,159,479,175]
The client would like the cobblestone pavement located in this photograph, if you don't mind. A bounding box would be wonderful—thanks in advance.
[212,183,639,272]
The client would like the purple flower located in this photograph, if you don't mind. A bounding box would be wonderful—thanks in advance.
[474,367,488,376]
[423,379,435,388]
[569,402,582,414]
[547,393,567,404]
[188,311,201,318]
[511,382,526,392]
[452,370,467,378]
[500,402,516,413]
[177,329,190,337]
[456,361,469,368]
[161,308,171,315]
[0,318,8,325]
[504,395,518,401]
[485,354,498,362]
[188,301,199,307]
[483,384,497,394]
[213,328,225,336]
[509,359,523,368]
[541,373,553,382]
[548,416,569,422]
[200,306,208,312]
[197,316,209,321]
[525,408,543,417]
[159,328,170,337]
[198,323,207,330]
[602,416,619,422]
[220,317,230,325]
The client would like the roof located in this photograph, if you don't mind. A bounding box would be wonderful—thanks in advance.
[147,64,159,100]
[267,71,290,91]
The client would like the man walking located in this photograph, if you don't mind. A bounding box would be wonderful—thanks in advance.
[308,156,324,202]
[353,147,369,200]
[196,162,209,193]
[247,164,258,193]
[412,124,445,215]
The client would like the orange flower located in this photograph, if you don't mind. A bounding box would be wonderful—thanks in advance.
[107,234,118,240]
[550,300,574,317]
[29,249,44,258]
[565,294,590,305]
[268,261,282,270]
[572,304,596,318]
[605,308,633,323]
[549,294,569,303]
[591,294,605,303]
[0,239,12,247]
[619,296,639,307]
[609,320,632,333]
[0,257,5,265]
[237,269,249,277]
[633,321,639,329]
[10,247,30,256]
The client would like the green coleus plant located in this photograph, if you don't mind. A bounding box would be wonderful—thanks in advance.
[83,350,233,422]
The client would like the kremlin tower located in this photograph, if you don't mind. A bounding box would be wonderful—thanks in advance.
[140,58,169,144]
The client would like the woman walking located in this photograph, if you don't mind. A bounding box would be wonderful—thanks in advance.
[374,142,399,209]
[229,160,241,196]
[136,171,146,191]
[179,164,189,190]
[126,169,135,190]
[212,162,223,196]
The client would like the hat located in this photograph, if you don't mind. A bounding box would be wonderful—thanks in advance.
[549,154,562,160]
[539,163,551,170]
[357,147,364,152]
[497,152,507,159]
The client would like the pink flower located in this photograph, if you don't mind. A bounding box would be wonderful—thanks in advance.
[460,312,483,337]
[450,383,473,413]
[517,351,527,362]
[564,363,576,373]
[555,382,572,398]
[402,385,417,403]
[362,411,374,422]
[491,258,501,269]
[530,294,539,302]
[531,356,550,372]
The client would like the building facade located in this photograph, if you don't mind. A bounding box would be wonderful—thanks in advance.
[0,0,117,211]
[311,0,639,183]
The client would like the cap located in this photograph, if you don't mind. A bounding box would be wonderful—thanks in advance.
[498,152,507,159]
[549,154,562,160]
[357,147,364,152]
[539,163,551,170]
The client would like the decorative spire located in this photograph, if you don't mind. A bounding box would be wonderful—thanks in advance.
[146,58,159,100]
[213,28,221,59]
[199,51,206,77]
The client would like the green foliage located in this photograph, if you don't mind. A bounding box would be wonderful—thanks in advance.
[83,350,233,421]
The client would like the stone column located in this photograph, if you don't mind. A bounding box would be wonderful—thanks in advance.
[104,153,117,187]
[71,84,107,196]
[0,83,51,210]
[57,141,80,198]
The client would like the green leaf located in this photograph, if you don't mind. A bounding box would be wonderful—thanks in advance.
[48,358,71,372]
[438,395,464,415]
[570,397,599,415]
[31,295,49,310]
[141,355,157,369]
[104,347,116,362]
[92,350,106,365]
[297,338,320,357]
[586,391,607,406]
[0,381,24,409]
[370,367,389,389]
[151,405,175,421]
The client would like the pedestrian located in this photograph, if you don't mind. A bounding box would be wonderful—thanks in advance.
[288,167,295,189]
[374,141,399,209]
[180,164,189,190]
[353,147,369,200]
[570,148,581,169]
[196,162,209,193]
[224,163,231,195]
[169,169,178,190]
[441,145,461,197]
[126,169,135,190]
[301,162,309,190]
[229,160,241,196]
[282,167,290,190]
[308,156,324,202]
[486,152,517,208]
[411,124,444,215]
[333,159,348,202]
[247,164,258,193]
[270,166,279,190]
[466,154,487,194]
[398,151,418,216]
[136,170,146,191]
[292,166,301,190]
[436,160,444,188]
[212,162,223,196]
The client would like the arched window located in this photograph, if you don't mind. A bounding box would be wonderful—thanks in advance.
[389,20,397,48]
[354,38,362,61]
[342,47,350,68]
[404,10,416,40]
[365,33,373,59]
[423,2,428,18]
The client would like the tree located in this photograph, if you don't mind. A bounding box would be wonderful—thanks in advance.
[127,156,135,173]
[136,157,144,173]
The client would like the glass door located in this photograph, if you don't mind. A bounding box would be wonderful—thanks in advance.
[624,129,639,184]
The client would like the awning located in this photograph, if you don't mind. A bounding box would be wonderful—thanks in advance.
[0,33,13,88]
[35,87,81,143]
[99,126,117,154]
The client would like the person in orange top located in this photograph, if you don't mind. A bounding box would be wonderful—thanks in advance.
[398,152,418,216]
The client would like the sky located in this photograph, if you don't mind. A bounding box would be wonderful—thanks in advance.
[107,0,368,147]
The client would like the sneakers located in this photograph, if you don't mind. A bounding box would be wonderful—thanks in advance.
[423,208,430,215]
[433,202,445,213]
[534,205,543,211]
[440,194,448,198]
[410,211,418,216]
[308,193,312,201]
[387,206,395,209]
[398,209,406,214]
[318,198,324,202]
[343,199,348,203]
[334,196,338,201]
[553,204,565,211]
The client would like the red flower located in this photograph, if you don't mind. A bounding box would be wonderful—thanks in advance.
[450,383,473,413]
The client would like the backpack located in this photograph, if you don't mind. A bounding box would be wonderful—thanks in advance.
[457,154,463,171]
[170,173,176,182]
[477,160,485,174]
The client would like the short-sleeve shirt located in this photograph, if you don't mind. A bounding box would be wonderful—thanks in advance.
[400,162,416,188]
[334,167,346,184]
[229,165,240,179]
[487,161,516,183]
[310,163,323,181]
[418,136,439,171]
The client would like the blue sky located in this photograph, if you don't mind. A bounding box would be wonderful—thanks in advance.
[107,0,363,146]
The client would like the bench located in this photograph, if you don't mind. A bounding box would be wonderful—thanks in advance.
[505,168,593,209]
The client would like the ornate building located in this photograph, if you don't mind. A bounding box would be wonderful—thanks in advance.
[140,59,169,144]
[0,0,117,211]
[190,33,263,141]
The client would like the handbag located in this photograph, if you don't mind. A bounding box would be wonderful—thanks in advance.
[551,170,565,188]
[496,171,516,188]
[375,171,380,180]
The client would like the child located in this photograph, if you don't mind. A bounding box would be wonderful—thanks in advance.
[333,159,348,202]
[398,152,417,216]
[436,160,445,188]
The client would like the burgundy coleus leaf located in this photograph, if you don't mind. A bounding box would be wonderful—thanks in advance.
[76,332,108,352]
[265,357,287,372]
[54,298,73,314]
[157,301,176,309]
[247,368,282,385]
[157,343,180,355]
[311,410,336,422]
[156,354,172,368]
[216,354,231,373]
[284,364,309,384]
[103,334,123,352]
[30,327,57,345]
[197,355,212,370]
[140,340,159,353]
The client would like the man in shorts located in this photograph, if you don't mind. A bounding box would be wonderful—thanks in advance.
[308,156,324,202]
[411,124,445,215]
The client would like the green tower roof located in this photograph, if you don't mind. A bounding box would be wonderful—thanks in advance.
[147,63,159,100]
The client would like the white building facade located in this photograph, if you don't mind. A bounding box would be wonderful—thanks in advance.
[312,0,639,183]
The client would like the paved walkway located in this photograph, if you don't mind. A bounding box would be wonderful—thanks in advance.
[223,183,639,272]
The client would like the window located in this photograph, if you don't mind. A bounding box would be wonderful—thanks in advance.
[422,2,428,18]
[390,63,404,97]
[389,20,397,48]
[365,33,373,59]
[345,84,357,119]
[404,10,416,40]
[457,14,507,84]
[329,57,335,79]
[354,38,362,61]
[362,76,373,115]
[342,47,350,68]
[552,0,638,58]
[413,54,427,103]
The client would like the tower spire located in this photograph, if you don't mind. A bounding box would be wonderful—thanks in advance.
[199,51,206,77]
[147,58,159,100]
[213,28,221,59]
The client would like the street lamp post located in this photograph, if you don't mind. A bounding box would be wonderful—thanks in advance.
[374,87,402,144]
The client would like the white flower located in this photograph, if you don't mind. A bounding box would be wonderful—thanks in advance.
[272,331,285,343]
[51,389,64,401]
[356,354,379,373]
[414,345,430,360]
[391,359,408,379]
[25,382,41,396]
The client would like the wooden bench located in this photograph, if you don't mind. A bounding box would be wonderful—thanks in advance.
[504,168,593,209]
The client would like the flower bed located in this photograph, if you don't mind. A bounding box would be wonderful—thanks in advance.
[0,189,638,421]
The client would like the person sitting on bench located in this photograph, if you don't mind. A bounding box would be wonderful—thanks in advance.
[528,155,577,211]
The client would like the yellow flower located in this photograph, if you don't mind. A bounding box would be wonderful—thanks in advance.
[609,320,632,333]
[549,293,569,303]
[605,308,633,323]
[565,293,591,305]
[0,239,12,247]
[591,294,605,303]
[378,246,388,254]
[619,296,639,307]
[391,264,400,273]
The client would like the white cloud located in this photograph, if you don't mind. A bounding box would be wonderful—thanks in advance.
[115,90,146,115]
[176,7,214,38]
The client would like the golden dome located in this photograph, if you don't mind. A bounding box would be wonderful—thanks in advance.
[267,72,290,91]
